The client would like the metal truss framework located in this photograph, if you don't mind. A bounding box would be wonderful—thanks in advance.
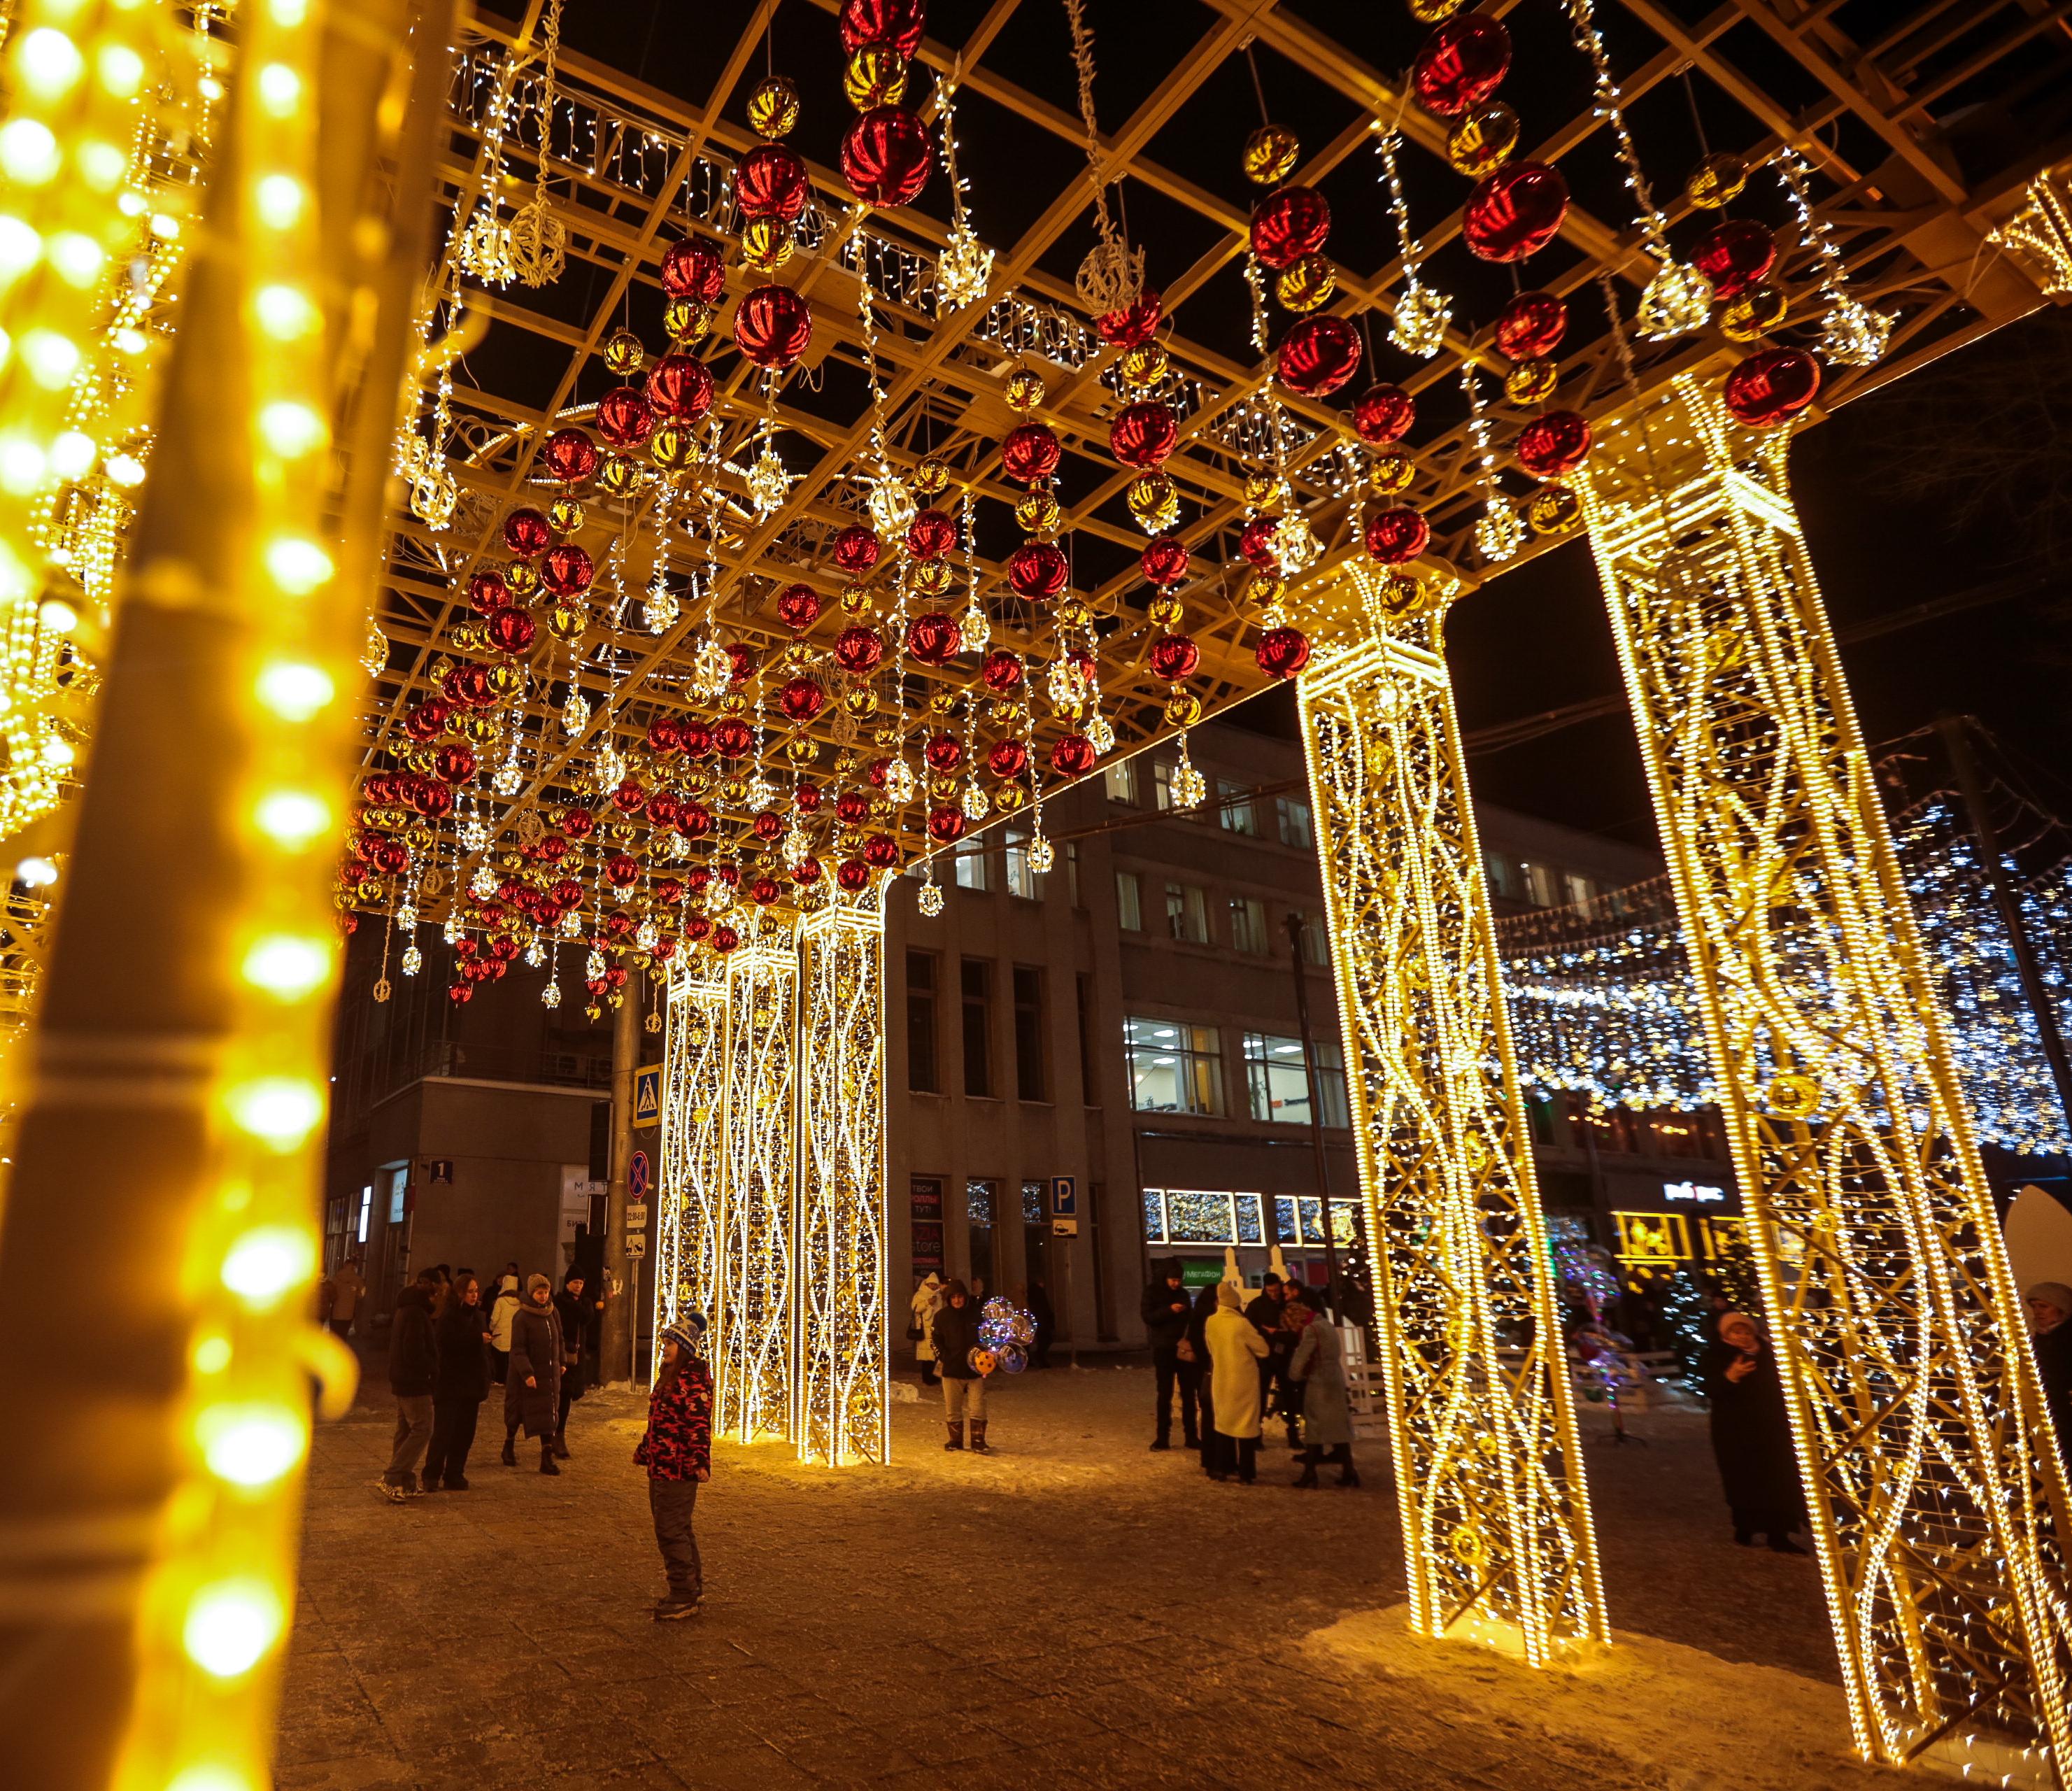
[1580,380,2072,1781]
[1298,626,1607,1665]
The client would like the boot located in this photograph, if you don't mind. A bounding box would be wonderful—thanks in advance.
[539,1441,560,1475]
[1294,1461,1320,1489]
[501,1434,517,1467]
[553,1433,571,1460]
[969,1420,991,1454]
[1337,1464,1361,1489]
[943,1420,965,1452]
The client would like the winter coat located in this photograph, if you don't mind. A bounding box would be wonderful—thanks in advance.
[932,1298,983,1380]
[488,1278,520,1352]
[432,1299,490,1402]
[388,1285,438,1397]
[1206,1306,1270,1438]
[504,1299,565,1439]
[635,1359,714,1482]
[1701,1336,1803,1528]
[328,1262,366,1322]
[553,1289,590,1400]
[1290,1316,1353,1447]
[910,1275,942,1362]
[1141,1265,1192,1350]
[1246,1291,1296,1372]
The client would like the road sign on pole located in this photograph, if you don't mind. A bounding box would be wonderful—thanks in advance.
[633,1064,662,1128]
[629,1149,651,1202]
[1049,1175,1079,1236]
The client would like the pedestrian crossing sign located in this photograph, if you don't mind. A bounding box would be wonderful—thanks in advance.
[634,1063,662,1127]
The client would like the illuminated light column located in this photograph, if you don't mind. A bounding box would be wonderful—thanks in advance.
[1298,612,1608,1665]
[1579,374,2072,1781]
[718,924,797,1443]
[656,958,729,1382]
[795,892,889,1466]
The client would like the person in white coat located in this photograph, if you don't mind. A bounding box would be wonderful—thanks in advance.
[487,1273,521,1385]
[909,1272,943,1387]
[1204,1282,1270,1483]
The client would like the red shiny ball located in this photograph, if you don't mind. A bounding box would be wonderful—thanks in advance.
[927,807,967,844]
[674,802,713,840]
[728,641,758,684]
[1097,290,1163,347]
[752,809,783,842]
[485,606,536,655]
[906,507,957,560]
[661,237,726,303]
[540,427,599,485]
[1256,625,1310,680]
[466,569,508,614]
[1049,733,1096,777]
[840,0,925,55]
[1249,187,1331,271]
[776,582,823,632]
[435,742,476,785]
[1515,409,1591,478]
[502,507,551,559]
[1239,516,1280,567]
[987,737,1030,780]
[1692,219,1777,300]
[750,877,781,907]
[841,106,933,208]
[711,716,754,759]
[647,791,681,828]
[711,924,739,954]
[795,784,823,814]
[678,720,712,760]
[596,386,655,448]
[1412,14,1511,118]
[648,714,685,755]
[645,355,714,423]
[1723,347,1820,428]
[778,675,825,724]
[981,649,1023,693]
[611,779,646,814]
[560,807,594,838]
[835,790,870,825]
[413,782,454,819]
[543,541,595,597]
[1364,506,1429,565]
[863,832,900,868]
[835,624,885,674]
[606,854,639,889]
[1463,162,1570,263]
[1001,422,1061,486]
[1149,633,1200,682]
[1351,383,1415,447]
[924,731,964,772]
[905,611,958,664]
[1141,535,1189,586]
[1494,290,1567,360]
[1007,540,1068,600]
[792,856,824,886]
[837,858,872,892]
[1277,314,1363,397]
[1109,402,1179,469]
[733,285,814,371]
[736,143,809,222]
[832,523,881,574]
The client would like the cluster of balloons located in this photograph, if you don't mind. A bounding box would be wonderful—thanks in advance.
[967,1296,1035,1377]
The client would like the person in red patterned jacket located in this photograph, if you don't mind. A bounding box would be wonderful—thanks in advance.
[636,1313,714,1621]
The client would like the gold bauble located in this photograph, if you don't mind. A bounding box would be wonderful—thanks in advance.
[547,602,586,641]
[838,585,873,616]
[993,780,1028,812]
[599,453,641,496]
[1163,689,1202,727]
[914,456,949,497]
[1127,472,1179,532]
[927,772,959,803]
[650,423,696,470]
[911,558,953,596]
[1408,0,1468,18]
[844,44,908,111]
[602,327,646,376]
[840,686,876,719]
[549,496,584,535]
[663,298,711,344]
[1377,573,1425,618]
[1005,363,1046,412]
[488,663,527,698]
[1056,597,1091,630]
[739,217,795,274]
[1503,358,1558,406]
[987,698,1021,726]
[927,688,958,716]
[1120,341,1169,388]
[783,640,814,668]
[1684,151,1746,211]
[402,743,434,775]
[1275,253,1335,314]
[784,732,818,767]
[1447,103,1519,178]
[460,712,496,745]
[1243,471,1280,508]
[505,560,540,599]
[1016,490,1061,534]
[719,777,747,806]
[1367,454,1415,497]
[1719,283,1787,343]
[1527,483,1583,536]
[1242,122,1300,187]
[1148,594,1184,630]
[450,621,484,653]
[746,74,800,139]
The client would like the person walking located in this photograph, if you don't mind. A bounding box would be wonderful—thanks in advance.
[1289,1310,1358,1487]
[424,1272,490,1491]
[931,1280,992,1454]
[326,1254,366,1342]
[1140,1259,1199,1452]
[486,1271,520,1385]
[503,1273,565,1475]
[1187,1282,1219,1475]
[1205,1282,1269,1483]
[637,1313,715,1621]
[374,1269,441,1502]
[1245,1273,1295,1449]
[1701,1311,1805,1551]
[551,1270,590,1459]
[2026,1281,2072,1465]
[909,1271,943,1387]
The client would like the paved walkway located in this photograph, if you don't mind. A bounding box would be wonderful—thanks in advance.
[283,1359,1873,1791]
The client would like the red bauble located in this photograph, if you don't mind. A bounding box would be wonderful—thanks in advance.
[987,737,1030,779]
[413,782,454,819]
[1149,633,1200,682]
[660,237,725,303]
[926,807,967,844]
[678,719,712,760]
[606,854,639,889]
[792,856,824,886]
[435,742,476,784]
[752,809,784,842]
[543,541,595,597]
[839,0,926,56]
[596,385,656,448]
[1723,347,1820,428]
[837,858,872,892]
[1249,186,1331,271]
[485,606,536,655]
[923,732,964,772]
[674,802,713,840]
[1692,219,1777,300]
[1141,535,1189,586]
[1351,383,1416,446]
[443,662,492,707]
[1007,540,1068,600]
[1109,402,1179,469]
[795,784,823,814]
[1096,290,1163,347]
[1049,733,1096,777]
[981,649,1023,693]
[1001,422,1061,486]
[1463,162,1570,262]
[835,624,885,674]
[1412,14,1511,118]
[1239,516,1280,567]
[684,914,713,942]
[645,355,714,422]
[728,642,758,684]
[835,791,870,825]
[841,106,933,208]
[611,779,647,814]
[776,582,822,632]
[863,832,900,868]
[647,791,681,828]
[711,716,754,759]
[905,611,958,664]
[648,716,685,755]
[711,924,739,954]
[831,523,881,574]
[1494,290,1568,361]
[778,675,825,724]
[906,507,956,560]
[1515,409,1591,478]
[1256,625,1311,680]
[865,757,890,788]
[466,569,508,614]
[1364,506,1430,565]
[1277,315,1363,397]
[560,807,594,838]
[749,876,781,907]
[502,507,551,559]
[448,984,473,1005]
[540,427,599,485]
[733,285,814,371]
[736,143,809,222]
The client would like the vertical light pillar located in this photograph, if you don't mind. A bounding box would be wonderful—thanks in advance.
[656,958,728,1383]
[1580,375,2072,1781]
[1298,615,1608,1664]
[795,893,889,1466]
[718,926,797,1443]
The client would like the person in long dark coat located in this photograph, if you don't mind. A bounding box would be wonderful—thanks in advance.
[1140,1258,1198,1451]
[504,1273,565,1476]
[551,1270,590,1459]
[1187,1283,1219,1476]
[1701,1310,1805,1552]
[424,1272,490,1490]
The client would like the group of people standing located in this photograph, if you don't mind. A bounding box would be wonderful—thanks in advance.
[1142,1261,1358,1488]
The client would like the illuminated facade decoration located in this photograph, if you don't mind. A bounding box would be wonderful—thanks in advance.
[1298,621,1608,1666]
[1987,164,2072,301]
[795,896,889,1466]
[1579,376,2072,1779]
[655,957,728,1377]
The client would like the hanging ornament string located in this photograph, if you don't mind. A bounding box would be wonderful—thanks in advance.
[1373,125,1449,358]
[1462,360,1522,564]
[509,0,569,288]
[1773,148,1892,369]
[1062,0,1143,313]
[935,65,995,313]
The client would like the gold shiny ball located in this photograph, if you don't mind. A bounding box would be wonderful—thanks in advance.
[1408,0,1468,17]
[603,327,646,376]
[993,780,1027,812]
[739,217,795,274]
[1005,364,1046,413]
[839,585,874,616]
[911,558,954,596]
[1447,103,1519,178]
[1503,358,1559,406]
[1275,253,1336,314]
[1163,689,1203,727]
[928,689,958,716]
[746,75,800,140]
[549,496,584,535]
[1684,151,1746,211]
[1527,484,1583,536]
[1016,490,1061,535]
[1367,454,1415,497]
[1377,573,1426,618]
[1127,472,1179,532]
[488,663,527,698]
[785,732,818,767]
[650,423,697,471]
[460,712,496,745]
[401,743,434,775]
[505,560,541,599]
[1242,122,1300,187]
[987,698,1022,726]
[927,772,959,803]
[450,621,484,653]
[1244,471,1281,508]
[844,44,908,111]
[841,686,876,719]
[1120,342,1169,388]
[1056,597,1091,630]
[1244,569,1285,605]
[1719,283,1787,343]
[914,457,950,497]
[664,298,711,344]
[548,602,586,642]
[1148,595,1184,630]
[719,777,747,806]
[599,453,642,496]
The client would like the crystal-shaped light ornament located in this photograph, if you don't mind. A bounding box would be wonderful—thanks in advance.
[411,467,458,528]
[1027,833,1055,875]
[646,583,680,635]
[746,441,789,516]
[704,880,733,916]
[584,949,606,979]
[917,877,945,917]
[492,759,523,796]
[442,916,462,944]
[745,774,776,812]
[559,907,584,937]
[937,226,995,312]
[667,833,692,860]
[885,759,916,804]
[1820,297,1892,368]
[1270,514,1321,574]
[691,637,732,699]
[396,903,418,930]
[594,744,625,790]
[1045,658,1086,709]
[542,979,562,1009]
[1475,502,1525,563]
[1388,281,1451,359]
[868,473,916,536]
[523,936,545,967]
[1170,743,1207,810]
[781,824,809,869]
[460,815,490,852]
[961,781,990,821]
[1637,259,1713,341]
[635,919,659,950]
[1086,711,1115,755]
[469,865,497,899]
[362,619,388,677]
[562,691,590,735]
[401,944,423,977]
[958,604,991,653]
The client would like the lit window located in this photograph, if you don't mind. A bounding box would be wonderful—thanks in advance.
[1005,826,1044,900]
[954,838,990,891]
[1115,869,1142,930]
[1104,760,1138,805]
[1216,780,1258,835]
[1228,896,1268,955]
[1242,1031,1349,1128]
[1163,881,1209,944]
[1124,1017,1223,1115]
[1276,796,1313,850]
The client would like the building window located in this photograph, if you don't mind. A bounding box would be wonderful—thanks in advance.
[1076,972,1098,1105]
[1104,760,1138,805]
[954,837,990,891]
[1005,826,1044,900]
[1276,795,1313,850]
[1243,1031,1350,1128]
[1164,880,1209,944]
[1521,861,1559,907]
[1116,869,1142,930]
[1289,909,1328,966]
[1483,849,1521,903]
[1067,840,1081,908]
[1013,965,1046,1101]
[967,1178,996,1287]
[1153,759,1190,811]
[1228,896,1269,955]
[1125,1017,1224,1115]
[1021,1180,1044,1223]
[1217,779,1259,835]
[1561,870,1597,907]
[960,958,993,1097]
[906,949,939,1093]
[357,1184,371,1244]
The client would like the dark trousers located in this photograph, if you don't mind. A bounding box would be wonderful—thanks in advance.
[423,1395,480,1487]
[649,1478,702,1599]
[557,1386,574,1442]
[1151,1346,1200,1443]
[1196,1382,1216,1473]
[1209,1432,1257,1482]
[384,1394,433,1488]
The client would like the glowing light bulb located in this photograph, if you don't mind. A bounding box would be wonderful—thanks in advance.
[254,789,329,847]
[242,934,329,997]
[183,1581,283,1678]
[225,1078,324,1149]
[256,660,333,720]
[197,1403,306,1487]
[265,537,332,594]
[220,1225,315,1302]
